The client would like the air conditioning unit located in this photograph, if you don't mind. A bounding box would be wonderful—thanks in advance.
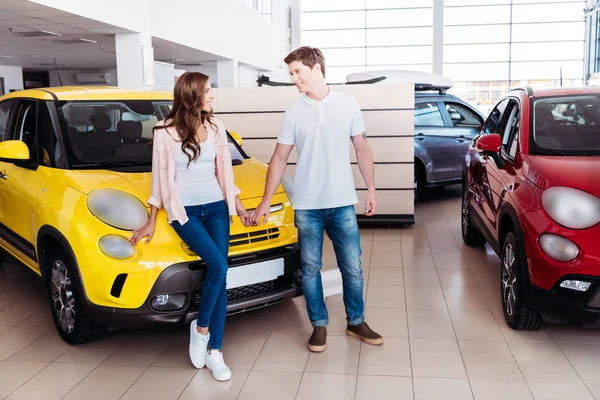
[76,72,110,84]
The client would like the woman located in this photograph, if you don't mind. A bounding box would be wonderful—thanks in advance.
[130,72,252,382]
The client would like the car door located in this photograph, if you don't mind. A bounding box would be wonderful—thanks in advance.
[469,98,510,236]
[0,100,16,230]
[442,101,484,178]
[414,100,456,182]
[0,100,45,267]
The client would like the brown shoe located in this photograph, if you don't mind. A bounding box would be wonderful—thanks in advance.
[308,326,327,352]
[346,322,384,345]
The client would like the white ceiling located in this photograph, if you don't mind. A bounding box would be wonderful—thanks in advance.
[0,0,224,70]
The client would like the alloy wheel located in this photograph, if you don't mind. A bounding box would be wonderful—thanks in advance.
[50,260,76,334]
[502,243,517,317]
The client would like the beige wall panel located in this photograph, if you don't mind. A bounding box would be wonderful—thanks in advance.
[350,137,414,163]
[240,139,277,163]
[217,113,284,139]
[363,110,414,137]
[214,86,300,113]
[355,190,414,215]
[334,84,414,110]
[352,164,413,190]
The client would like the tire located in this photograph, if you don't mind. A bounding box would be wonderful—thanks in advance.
[501,232,542,331]
[45,248,106,344]
[461,185,486,247]
[414,168,423,200]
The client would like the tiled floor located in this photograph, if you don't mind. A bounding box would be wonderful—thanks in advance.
[1,186,600,399]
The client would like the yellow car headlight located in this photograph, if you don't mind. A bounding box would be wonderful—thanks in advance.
[87,188,148,230]
[99,235,135,259]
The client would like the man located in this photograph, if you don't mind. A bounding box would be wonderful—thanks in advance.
[251,46,383,352]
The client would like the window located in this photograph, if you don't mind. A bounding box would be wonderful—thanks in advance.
[445,103,482,127]
[501,103,520,156]
[0,101,13,142]
[415,102,445,126]
[484,99,509,134]
[14,101,38,164]
[37,102,60,167]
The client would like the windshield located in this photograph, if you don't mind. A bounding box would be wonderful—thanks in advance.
[56,100,246,171]
[532,95,600,156]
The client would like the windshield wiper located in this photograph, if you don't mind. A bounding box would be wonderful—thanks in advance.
[72,161,152,169]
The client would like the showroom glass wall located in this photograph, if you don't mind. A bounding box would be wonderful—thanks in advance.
[301,0,585,114]
[241,0,272,21]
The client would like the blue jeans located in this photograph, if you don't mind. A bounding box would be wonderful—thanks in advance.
[171,200,230,350]
[294,205,364,327]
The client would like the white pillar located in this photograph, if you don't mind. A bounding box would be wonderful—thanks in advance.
[115,32,155,89]
[216,59,239,88]
[433,0,444,75]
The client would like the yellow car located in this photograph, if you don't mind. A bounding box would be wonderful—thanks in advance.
[0,87,300,344]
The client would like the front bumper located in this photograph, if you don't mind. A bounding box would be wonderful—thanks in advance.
[528,277,600,324]
[84,244,302,328]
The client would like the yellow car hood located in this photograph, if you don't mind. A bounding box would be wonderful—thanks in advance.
[65,158,282,201]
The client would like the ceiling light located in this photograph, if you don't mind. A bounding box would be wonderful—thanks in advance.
[80,38,98,44]
[0,55,15,59]
[40,30,62,36]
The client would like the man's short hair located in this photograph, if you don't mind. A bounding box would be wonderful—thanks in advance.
[284,46,326,77]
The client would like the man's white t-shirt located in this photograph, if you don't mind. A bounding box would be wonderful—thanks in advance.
[277,89,365,210]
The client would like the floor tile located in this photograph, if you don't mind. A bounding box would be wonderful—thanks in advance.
[459,340,523,381]
[401,253,436,269]
[355,375,413,400]
[369,268,404,286]
[237,370,302,400]
[17,308,54,328]
[119,366,196,400]
[433,253,471,270]
[9,329,71,362]
[558,343,600,384]
[403,268,441,287]
[443,287,489,311]
[370,252,403,268]
[548,326,600,344]
[413,377,473,400]
[326,306,351,336]
[6,362,96,400]
[366,285,405,309]
[219,330,269,370]
[410,338,467,379]
[401,239,431,254]
[305,336,360,374]
[358,337,411,376]
[178,369,250,400]
[253,332,309,372]
[62,365,146,400]
[470,380,533,400]
[438,269,479,287]
[509,341,581,383]
[405,286,447,310]
[271,304,314,336]
[450,310,504,341]
[365,307,408,338]
[407,309,456,340]
[429,241,463,254]
[55,339,120,365]
[527,381,595,400]
[296,373,356,400]
[0,326,51,360]
[102,339,169,366]
[372,240,402,254]
[0,361,48,399]
[0,299,48,326]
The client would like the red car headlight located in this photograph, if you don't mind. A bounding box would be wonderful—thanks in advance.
[541,187,600,230]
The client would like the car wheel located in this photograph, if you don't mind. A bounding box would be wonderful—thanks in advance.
[414,168,423,200]
[45,248,106,344]
[501,232,542,331]
[461,186,486,246]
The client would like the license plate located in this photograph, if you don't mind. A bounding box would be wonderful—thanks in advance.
[226,258,285,290]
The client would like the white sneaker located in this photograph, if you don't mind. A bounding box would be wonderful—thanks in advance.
[189,320,209,369]
[206,350,232,381]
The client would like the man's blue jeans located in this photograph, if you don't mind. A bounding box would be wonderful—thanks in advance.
[294,205,364,327]
[171,200,230,350]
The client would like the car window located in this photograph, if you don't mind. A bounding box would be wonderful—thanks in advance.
[501,102,520,159]
[0,101,14,142]
[445,102,482,127]
[37,102,61,168]
[483,99,509,134]
[12,101,38,164]
[415,102,445,127]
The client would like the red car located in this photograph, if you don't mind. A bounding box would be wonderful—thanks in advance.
[462,86,600,330]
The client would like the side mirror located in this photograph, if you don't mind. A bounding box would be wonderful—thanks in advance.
[475,134,501,153]
[0,140,30,160]
[229,131,243,147]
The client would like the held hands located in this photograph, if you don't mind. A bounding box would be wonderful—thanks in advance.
[250,200,271,225]
[238,211,256,227]
[365,188,377,216]
[130,221,156,245]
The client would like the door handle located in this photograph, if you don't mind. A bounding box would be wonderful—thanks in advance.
[0,172,7,180]
[456,135,467,143]
[415,133,425,141]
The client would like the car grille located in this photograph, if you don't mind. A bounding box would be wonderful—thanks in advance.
[181,228,280,255]
[189,278,287,308]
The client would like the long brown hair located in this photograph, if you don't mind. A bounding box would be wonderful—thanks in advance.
[157,72,218,167]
